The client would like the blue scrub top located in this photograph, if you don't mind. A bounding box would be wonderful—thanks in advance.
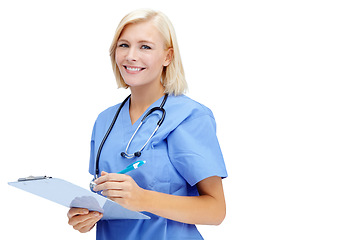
[89,94,227,240]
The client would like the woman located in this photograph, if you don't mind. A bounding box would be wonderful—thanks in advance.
[67,9,227,240]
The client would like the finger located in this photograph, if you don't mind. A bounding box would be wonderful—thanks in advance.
[80,212,103,229]
[73,212,103,233]
[93,181,124,192]
[68,213,93,227]
[77,221,95,233]
[81,213,103,233]
[107,196,128,207]
[94,171,110,185]
[102,189,127,198]
[67,208,89,219]
[69,211,101,228]
[94,172,129,185]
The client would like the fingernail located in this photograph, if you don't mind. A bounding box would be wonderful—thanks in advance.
[93,212,100,217]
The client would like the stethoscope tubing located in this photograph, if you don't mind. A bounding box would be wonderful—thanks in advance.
[95,95,130,178]
[94,94,167,179]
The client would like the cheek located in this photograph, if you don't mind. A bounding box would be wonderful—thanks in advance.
[115,50,125,68]
[146,55,166,71]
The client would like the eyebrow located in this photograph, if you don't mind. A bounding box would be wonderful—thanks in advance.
[118,39,156,46]
[138,40,156,45]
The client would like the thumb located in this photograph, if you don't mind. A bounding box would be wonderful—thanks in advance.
[101,171,108,176]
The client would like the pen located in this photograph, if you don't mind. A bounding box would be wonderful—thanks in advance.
[117,160,146,174]
[90,160,146,191]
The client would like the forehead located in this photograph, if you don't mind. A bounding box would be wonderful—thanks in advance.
[119,21,164,44]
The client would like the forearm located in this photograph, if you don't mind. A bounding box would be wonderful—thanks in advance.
[141,188,225,225]
[95,173,226,225]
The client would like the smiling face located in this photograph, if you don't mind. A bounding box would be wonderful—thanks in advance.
[115,21,173,90]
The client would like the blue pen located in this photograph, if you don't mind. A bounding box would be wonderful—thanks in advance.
[117,160,146,174]
[90,160,146,191]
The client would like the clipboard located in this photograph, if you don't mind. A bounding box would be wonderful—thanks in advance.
[8,176,150,220]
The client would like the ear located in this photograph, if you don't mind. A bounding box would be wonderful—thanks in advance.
[163,48,174,67]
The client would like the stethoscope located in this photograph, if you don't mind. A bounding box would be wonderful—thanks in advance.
[93,94,168,180]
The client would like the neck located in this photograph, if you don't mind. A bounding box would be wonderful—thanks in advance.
[130,83,165,109]
[128,82,165,124]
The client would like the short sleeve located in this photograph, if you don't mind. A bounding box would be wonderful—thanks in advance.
[167,114,228,186]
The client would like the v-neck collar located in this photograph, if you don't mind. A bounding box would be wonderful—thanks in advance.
[122,95,166,130]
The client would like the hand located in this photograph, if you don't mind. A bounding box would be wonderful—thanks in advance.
[93,171,146,212]
[67,208,103,233]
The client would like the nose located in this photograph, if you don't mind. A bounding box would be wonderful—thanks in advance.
[126,47,138,62]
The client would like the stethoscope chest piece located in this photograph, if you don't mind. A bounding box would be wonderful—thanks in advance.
[90,179,97,192]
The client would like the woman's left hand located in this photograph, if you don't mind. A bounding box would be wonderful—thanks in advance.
[93,171,146,212]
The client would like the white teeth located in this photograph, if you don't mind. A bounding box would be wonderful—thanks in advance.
[126,67,142,71]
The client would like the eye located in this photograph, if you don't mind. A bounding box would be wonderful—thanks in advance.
[141,45,151,50]
[117,43,129,48]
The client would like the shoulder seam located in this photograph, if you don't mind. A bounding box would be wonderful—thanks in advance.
[181,112,215,125]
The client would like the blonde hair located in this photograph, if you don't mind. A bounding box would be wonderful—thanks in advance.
[109,9,187,96]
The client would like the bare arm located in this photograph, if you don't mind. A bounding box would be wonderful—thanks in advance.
[142,176,226,225]
[94,172,226,225]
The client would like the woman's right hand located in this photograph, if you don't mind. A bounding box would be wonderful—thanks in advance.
[67,208,103,233]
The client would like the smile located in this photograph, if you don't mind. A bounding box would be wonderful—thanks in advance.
[124,66,146,73]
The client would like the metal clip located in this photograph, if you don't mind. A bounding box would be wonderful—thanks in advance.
[18,176,52,182]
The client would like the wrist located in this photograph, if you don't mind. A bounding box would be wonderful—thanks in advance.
[139,189,152,212]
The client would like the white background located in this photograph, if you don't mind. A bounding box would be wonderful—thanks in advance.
[1,0,359,239]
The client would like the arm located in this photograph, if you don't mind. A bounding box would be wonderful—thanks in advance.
[143,175,226,225]
[93,172,226,225]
